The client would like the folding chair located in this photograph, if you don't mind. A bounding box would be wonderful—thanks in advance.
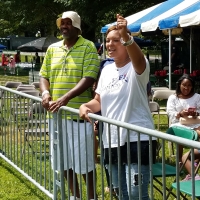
[153,126,199,199]
[149,101,161,130]
[172,181,200,199]
[151,87,169,91]
[16,84,36,90]
[5,81,22,88]
[152,89,175,111]
[171,137,200,199]
[10,89,40,123]
[31,82,40,89]
[24,102,49,154]
[151,89,175,128]
[1,81,23,106]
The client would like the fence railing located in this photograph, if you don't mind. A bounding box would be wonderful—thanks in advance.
[1,85,200,200]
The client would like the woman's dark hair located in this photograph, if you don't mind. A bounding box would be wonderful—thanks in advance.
[176,74,195,95]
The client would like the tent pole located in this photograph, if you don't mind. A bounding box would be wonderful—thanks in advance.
[102,33,106,59]
[31,59,34,83]
[169,29,172,90]
[190,28,192,74]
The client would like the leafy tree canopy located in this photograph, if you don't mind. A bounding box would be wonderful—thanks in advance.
[0,0,164,41]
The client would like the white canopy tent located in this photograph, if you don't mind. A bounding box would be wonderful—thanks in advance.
[101,0,200,89]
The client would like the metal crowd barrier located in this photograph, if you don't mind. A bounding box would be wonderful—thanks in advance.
[0,86,53,199]
[1,85,200,200]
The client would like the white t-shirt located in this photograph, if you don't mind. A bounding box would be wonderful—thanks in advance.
[96,59,155,148]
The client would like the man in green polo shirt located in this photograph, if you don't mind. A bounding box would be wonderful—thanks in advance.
[39,11,99,200]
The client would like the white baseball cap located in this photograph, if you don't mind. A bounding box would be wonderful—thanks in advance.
[56,11,81,34]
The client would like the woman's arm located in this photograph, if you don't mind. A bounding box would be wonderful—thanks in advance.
[79,94,101,123]
[117,14,146,75]
[167,95,181,123]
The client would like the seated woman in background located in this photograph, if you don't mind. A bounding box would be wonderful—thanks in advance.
[167,74,200,180]
[182,149,200,181]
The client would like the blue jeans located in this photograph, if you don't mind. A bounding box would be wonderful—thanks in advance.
[107,163,150,200]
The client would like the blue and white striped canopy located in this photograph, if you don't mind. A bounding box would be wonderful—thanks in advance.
[0,44,6,50]
[101,0,200,33]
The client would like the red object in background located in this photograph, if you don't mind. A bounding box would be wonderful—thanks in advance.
[193,70,197,76]
[174,70,178,74]
[184,69,187,74]
[155,71,159,76]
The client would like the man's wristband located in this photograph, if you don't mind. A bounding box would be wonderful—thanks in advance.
[42,90,49,97]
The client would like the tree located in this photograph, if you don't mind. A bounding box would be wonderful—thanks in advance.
[0,0,164,41]
[54,0,164,41]
[0,0,65,37]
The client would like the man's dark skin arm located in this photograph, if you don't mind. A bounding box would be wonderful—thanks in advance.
[40,77,52,110]
[40,76,95,112]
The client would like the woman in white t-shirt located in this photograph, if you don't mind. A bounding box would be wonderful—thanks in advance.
[167,74,200,181]
[79,14,156,199]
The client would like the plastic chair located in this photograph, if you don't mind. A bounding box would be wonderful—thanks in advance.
[152,89,175,108]
[5,81,22,88]
[24,102,49,154]
[172,181,200,199]
[170,127,200,199]
[16,85,36,91]
[11,89,40,122]
[149,101,160,130]
[152,89,175,127]
[151,87,169,91]
[153,126,199,199]
[1,81,23,102]
[31,82,40,89]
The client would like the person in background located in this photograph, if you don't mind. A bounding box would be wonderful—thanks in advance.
[167,74,200,180]
[14,51,21,63]
[182,149,200,181]
[1,54,9,66]
[170,37,180,72]
[35,52,40,64]
[34,52,40,70]
[80,14,157,199]
[9,56,16,74]
[39,11,99,200]
[1,53,6,66]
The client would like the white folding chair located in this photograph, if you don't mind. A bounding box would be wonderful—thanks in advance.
[149,101,160,130]
[151,89,175,127]
[5,81,22,88]
[31,82,40,89]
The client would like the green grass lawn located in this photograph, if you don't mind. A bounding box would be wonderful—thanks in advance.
[0,159,51,200]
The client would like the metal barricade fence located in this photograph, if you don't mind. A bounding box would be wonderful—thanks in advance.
[1,85,200,200]
[0,86,53,199]
[56,106,200,200]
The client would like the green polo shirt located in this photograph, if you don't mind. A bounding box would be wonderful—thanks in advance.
[39,36,100,118]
